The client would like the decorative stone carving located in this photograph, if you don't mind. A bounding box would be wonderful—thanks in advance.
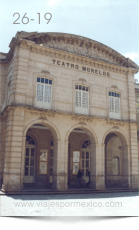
[111,85,118,89]
[71,114,93,122]
[31,111,55,118]
[113,126,119,129]
[107,120,124,127]
[78,122,87,125]
[78,78,86,82]
[39,116,48,120]
[41,70,50,74]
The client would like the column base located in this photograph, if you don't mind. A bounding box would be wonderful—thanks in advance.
[131,175,139,189]
[52,174,68,190]
[96,175,105,190]
[2,173,22,192]
[89,175,96,189]
[89,175,105,190]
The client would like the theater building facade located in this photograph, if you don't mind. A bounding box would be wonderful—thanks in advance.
[0,31,139,192]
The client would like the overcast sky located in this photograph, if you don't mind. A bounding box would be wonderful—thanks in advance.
[0,0,139,79]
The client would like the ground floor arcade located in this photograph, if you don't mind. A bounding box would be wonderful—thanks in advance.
[0,107,139,192]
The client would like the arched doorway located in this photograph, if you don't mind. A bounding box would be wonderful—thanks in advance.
[104,131,129,188]
[22,121,59,188]
[67,126,97,188]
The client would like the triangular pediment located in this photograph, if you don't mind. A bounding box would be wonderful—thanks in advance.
[7,31,139,70]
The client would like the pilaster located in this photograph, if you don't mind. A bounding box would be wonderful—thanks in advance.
[12,46,30,105]
[2,107,24,192]
[129,123,139,188]
[90,143,105,190]
[127,71,139,188]
[52,139,68,190]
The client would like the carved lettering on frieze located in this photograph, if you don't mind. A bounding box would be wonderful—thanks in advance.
[52,59,111,77]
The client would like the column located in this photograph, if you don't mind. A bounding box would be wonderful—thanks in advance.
[52,139,68,190]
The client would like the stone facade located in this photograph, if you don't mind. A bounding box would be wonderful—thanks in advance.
[0,31,139,192]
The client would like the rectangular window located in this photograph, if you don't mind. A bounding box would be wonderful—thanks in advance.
[35,78,52,109]
[75,91,81,107]
[109,91,121,119]
[75,85,89,115]
[82,92,88,108]
[23,147,35,183]
[81,150,90,177]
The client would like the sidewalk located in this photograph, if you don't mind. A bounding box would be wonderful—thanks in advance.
[0,191,139,216]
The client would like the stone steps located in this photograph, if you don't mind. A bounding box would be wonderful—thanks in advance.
[1,188,138,195]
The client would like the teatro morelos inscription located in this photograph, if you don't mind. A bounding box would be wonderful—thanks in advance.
[52,59,111,77]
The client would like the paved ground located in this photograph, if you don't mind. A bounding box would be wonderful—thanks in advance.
[0,191,139,216]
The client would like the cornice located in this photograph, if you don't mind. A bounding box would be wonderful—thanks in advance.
[1,33,138,75]
[20,32,139,69]
[2,39,137,75]
[0,104,137,126]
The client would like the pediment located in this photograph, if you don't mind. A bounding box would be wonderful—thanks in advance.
[8,31,139,70]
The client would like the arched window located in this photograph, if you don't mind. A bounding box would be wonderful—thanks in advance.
[109,91,121,119]
[75,84,89,115]
[82,140,90,148]
[26,135,35,145]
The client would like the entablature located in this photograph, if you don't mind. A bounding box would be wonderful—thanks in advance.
[1,104,137,126]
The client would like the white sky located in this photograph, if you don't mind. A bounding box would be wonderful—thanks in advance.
[0,0,139,79]
[0,1,139,226]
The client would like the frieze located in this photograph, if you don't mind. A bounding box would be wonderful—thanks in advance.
[1,104,138,128]
[3,42,137,75]
[52,59,111,77]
